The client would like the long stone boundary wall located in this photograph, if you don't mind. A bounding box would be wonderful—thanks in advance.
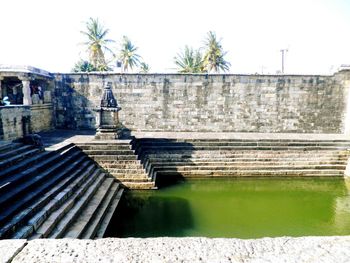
[2,236,350,262]
[53,71,350,134]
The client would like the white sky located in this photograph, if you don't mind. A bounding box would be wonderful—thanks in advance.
[1,0,350,74]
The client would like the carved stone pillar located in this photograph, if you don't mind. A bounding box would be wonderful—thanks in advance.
[20,78,32,105]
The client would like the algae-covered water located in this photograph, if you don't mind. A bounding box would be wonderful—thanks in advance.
[114,178,350,238]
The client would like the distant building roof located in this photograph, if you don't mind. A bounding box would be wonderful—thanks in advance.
[0,65,52,78]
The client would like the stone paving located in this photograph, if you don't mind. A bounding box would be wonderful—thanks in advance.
[2,236,350,263]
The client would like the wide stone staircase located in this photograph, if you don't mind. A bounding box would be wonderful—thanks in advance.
[0,141,123,240]
[76,140,156,189]
[132,138,350,182]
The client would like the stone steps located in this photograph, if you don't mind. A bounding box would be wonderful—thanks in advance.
[107,168,149,175]
[77,140,132,145]
[77,141,156,190]
[98,163,144,169]
[142,154,350,162]
[122,181,157,190]
[132,138,350,182]
[138,148,347,155]
[156,169,344,177]
[38,172,106,239]
[143,156,349,164]
[113,177,153,182]
[0,147,82,217]
[153,164,346,172]
[135,138,350,143]
[139,150,350,158]
[0,141,124,240]
[63,178,116,239]
[81,184,122,239]
[0,142,23,153]
[94,187,124,238]
[149,160,348,166]
[0,147,43,170]
[83,150,135,155]
[96,160,142,165]
[0,143,75,180]
[0,144,37,161]
[6,161,96,239]
[78,145,132,151]
[134,141,350,147]
[26,168,102,239]
[90,155,138,161]
[0,155,90,238]
[138,146,350,152]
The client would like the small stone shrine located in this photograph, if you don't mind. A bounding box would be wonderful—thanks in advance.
[94,82,123,140]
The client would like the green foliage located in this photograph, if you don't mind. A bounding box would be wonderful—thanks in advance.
[174,46,205,73]
[72,60,96,72]
[80,17,114,71]
[139,62,150,73]
[119,36,141,72]
[202,31,231,73]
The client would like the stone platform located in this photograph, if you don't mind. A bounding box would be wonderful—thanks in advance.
[39,130,350,144]
[3,236,350,263]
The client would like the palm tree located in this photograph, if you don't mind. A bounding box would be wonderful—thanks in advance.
[72,60,96,72]
[119,36,141,72]
[174,46,204,73]
[80,17,114,71]
[139,62,150,73]
[202,31,230,73]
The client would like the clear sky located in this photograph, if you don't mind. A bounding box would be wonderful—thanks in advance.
[1,0,350,74]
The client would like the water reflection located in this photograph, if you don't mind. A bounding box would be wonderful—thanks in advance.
[334,178,350,233]
[115,191,194,237]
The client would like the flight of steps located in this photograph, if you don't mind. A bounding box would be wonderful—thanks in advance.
[0,141,123,240]
[76,140,156,190]
[132,138,350,181]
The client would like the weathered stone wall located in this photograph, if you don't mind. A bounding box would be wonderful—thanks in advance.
[30,103,54,133]
[0,104,53,141]
[0,105,31,140]
[53,70,350,133]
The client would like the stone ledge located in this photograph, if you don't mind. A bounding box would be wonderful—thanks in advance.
[0,239,27,263]
[7,236,350,263]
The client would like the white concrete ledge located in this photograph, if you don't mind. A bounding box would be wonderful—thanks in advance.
[3,236,350,263]
[0,240,27,263]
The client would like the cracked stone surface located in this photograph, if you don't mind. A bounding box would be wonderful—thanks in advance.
[0,239,27,263]
[10,236,350,263]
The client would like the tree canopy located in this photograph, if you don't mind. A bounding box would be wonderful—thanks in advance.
[118,36,142,72]
[202,31,231,73]
[80,17,114,71]
[174,31,230,73]
[174,46,204,73]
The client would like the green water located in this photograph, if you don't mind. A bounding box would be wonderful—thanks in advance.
[114,178,350,238]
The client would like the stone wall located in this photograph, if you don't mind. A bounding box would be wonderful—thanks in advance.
[0,104,53,141]
[0,105,31,141]
[53,70,350,134]
[30,103,54,133]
